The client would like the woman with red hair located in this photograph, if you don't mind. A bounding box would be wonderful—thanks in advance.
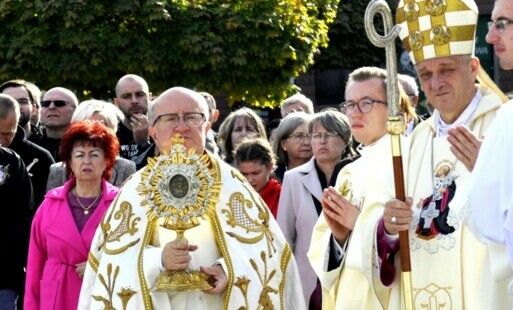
[24,121,120,310]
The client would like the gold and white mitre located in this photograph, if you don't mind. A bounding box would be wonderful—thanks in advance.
[396,0,478,64]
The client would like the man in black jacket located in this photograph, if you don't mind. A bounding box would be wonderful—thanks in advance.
[0,80,40,140]
[0,147,33,310]
[0,94,54,208]
[28,87,77,162]
[114,74,152,159]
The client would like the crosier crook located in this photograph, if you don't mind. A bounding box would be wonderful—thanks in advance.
[364,1,413,309]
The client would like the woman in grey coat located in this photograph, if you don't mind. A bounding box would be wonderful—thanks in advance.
[46,100,135,191]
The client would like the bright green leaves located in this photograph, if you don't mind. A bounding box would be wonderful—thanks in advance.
[0,0,338,107]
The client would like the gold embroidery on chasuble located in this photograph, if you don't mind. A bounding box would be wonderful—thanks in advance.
[87,252,100,273]
[117,288,137,310]
[98,194,141,255]
[252,251,279,310]
[337,171,364,209]
[139,216,158,310]
[233,251,282,310]
[208,207,235,308]
[413,282,453,309]
[231,169,246,183]
[233,276,251,310]
[92,263,138,310]
[278,245,292,309]
[222,170,286,309]
[222,189,275,255]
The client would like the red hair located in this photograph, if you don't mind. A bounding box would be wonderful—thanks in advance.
[60,120,120,180]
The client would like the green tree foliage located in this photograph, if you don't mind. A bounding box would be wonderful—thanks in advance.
[0,0,338,107]
[314,0,398,70]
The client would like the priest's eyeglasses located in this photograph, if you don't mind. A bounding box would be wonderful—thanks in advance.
[153,112,206,128]
[340,98,387,115]
[488,18,513,33]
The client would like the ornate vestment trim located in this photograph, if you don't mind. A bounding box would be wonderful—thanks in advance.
[139,216,157,310]
[279,244,292,309]
[88,252,99,273]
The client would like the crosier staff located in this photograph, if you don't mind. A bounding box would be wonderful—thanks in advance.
[364,1,413,309]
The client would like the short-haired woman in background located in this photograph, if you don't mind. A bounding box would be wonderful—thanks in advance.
[46,99,135,191]
[277,109,356,307]
[272,112,313,183]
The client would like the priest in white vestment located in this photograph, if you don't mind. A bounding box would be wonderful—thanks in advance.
[78,87,305,310]
[462,0,513,276]
[364,1,513,309]
[308,66,416,309]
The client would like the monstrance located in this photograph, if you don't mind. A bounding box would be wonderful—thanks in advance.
[137,134,222,291]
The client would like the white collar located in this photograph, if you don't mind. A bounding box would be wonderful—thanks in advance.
[434,90,482,137]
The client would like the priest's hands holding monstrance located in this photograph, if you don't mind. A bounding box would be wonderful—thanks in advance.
[137,134,225,292]
[160,239,228,294]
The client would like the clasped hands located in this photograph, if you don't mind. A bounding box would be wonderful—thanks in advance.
[321,186,361,245]
[161,240,227,294]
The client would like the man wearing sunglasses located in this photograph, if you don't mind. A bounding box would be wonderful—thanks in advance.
[461,0,513,280]
[30,87,78,162]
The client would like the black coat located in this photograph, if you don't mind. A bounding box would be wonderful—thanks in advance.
[132,143,156,170]
[10,126,55,208]
[28,127,62,162]
[0,147,33,291]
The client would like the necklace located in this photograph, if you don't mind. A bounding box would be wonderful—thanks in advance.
[74,189,102,215]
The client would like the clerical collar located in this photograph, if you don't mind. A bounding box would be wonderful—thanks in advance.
[434,90,482,137]
[356,134,388,153]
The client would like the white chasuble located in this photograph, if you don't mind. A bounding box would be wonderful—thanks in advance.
[372,86,513,310]
[308,135,409,310]
[154,218,222,310]
[407,137,482,310]
[469,101,513,270]
[78,157,306,310]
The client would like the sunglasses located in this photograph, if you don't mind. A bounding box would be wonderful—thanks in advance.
[41,100,69,108]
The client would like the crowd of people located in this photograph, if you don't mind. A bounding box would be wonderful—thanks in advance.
[1,0,513,309]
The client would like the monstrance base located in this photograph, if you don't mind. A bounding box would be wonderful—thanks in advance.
[154,269,213,292]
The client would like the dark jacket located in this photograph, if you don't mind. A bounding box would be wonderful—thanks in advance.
[273,163,287,184]
[29,127,62,162]
[0,147,33,291]
[10,126,55,208]
[116,122,151,160]
[132,143,156,170]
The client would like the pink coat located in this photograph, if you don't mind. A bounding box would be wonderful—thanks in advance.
[24,178,119,310]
